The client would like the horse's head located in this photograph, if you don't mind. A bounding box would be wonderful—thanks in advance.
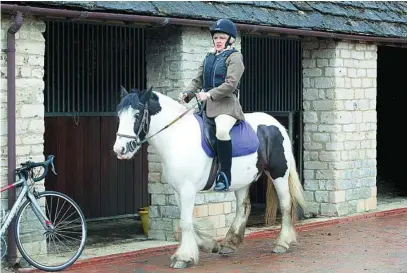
[113,86,161,159]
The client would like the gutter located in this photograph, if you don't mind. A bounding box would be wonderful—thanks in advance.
[6,11,23,265]
[1,4,407,44]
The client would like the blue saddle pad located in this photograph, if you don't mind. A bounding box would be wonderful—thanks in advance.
[193,114,259,158]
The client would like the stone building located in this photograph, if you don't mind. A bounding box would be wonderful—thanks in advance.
[1,0,406,256]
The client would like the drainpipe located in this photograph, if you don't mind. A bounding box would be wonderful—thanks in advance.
[6,11,23,265]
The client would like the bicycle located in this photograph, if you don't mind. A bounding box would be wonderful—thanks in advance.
[0,155,87,272]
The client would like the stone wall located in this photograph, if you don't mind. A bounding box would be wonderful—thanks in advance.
[1,16,46,209]
[145,26,240,241]
[302,39,377,217]
[1,15,46,265]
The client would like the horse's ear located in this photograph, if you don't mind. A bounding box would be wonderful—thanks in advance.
[142,86,154,102]
[120,86,129,98]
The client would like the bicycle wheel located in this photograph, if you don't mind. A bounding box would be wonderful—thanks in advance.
[14,191,87,272]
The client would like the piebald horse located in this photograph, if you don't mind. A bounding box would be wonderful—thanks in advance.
[113,87,306,269]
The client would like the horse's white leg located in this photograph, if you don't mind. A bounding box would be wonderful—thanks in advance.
[272,175,297,253]
[170,183,199,269]
[219,185,251,255]
[173,192,218,254]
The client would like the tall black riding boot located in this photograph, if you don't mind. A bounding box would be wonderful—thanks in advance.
[214,139,232,192]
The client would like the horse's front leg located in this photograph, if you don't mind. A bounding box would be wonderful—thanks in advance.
[170,183,199,269]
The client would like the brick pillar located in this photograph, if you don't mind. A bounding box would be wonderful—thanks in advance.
[145,26,241,241]
[302,39,377,217]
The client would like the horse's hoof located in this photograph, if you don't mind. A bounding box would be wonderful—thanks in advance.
[272,245,288,254]
[170,260,189,269]
[219,246,235,255]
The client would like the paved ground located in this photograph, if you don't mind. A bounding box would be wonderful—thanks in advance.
[35,212,407,273]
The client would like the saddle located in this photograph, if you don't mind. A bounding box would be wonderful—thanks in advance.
[193,111,259,190]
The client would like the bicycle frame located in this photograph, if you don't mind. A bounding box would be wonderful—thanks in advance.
[0,175,52,237]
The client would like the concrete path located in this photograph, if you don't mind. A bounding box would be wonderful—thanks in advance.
[22,210,406,273]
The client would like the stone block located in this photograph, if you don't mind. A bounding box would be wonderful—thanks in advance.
[160,205,180,219]
[356,200,365,213]
[223,202,232,214]
[315,78,335,88]
[311,133,331,142]
[315,191,329,203]
[303,112,318,123]
[148,183,173,195]
[370,186,377,197]
[21,135,43,145]
[166,194,178,206]
[148,172,161,183]
[303,89,319,100]
[304,191,315,202]
[313,100,343,111]
[365,197,377,211]
[303,68,322,77]
[330,191,345,203]
[317,59,328,67]
[303,170,315,180]
[151,194,166,206]
[16,40,45,56]
[148,229,166,240]
[304,180,319,191]
[149,205,160,218]
[304,161,328,170]
[19,104,44,118]
[149,218,173,231]
[193,205,208,218]
[303,142,323,150]
[318,125,342,133]
[325,142,344,151]
[321,202,349,217]
[305,202,320,215]
[318,151,342,162]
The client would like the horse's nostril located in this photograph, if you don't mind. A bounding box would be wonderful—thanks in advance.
[121,147,125,155]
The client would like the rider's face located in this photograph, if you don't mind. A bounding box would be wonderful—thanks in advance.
[212,33,229,52]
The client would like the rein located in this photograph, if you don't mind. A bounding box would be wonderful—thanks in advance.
[117,101,199,154]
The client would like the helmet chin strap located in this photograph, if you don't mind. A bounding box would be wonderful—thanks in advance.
[224,36,232,48]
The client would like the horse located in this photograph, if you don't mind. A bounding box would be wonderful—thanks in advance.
[113,86,306,269]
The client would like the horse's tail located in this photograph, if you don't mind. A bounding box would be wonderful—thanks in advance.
[288,155,307,223]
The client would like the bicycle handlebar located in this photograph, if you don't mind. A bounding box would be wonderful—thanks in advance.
[18,155,57,182]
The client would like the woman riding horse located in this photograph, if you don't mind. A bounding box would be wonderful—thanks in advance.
[179,18,245,192]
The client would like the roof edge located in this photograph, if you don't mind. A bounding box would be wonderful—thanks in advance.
[2,4,407,44]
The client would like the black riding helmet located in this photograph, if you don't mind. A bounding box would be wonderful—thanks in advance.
[210,19,237,48]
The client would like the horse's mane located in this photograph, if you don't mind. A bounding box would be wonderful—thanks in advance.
[117,88,188,115]
[153,91,188,114]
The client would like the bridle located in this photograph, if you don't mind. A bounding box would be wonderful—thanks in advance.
[116,102,150,155]
[116,98,199,155]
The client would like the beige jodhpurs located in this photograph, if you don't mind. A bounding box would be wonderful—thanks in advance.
[214,114,237,141]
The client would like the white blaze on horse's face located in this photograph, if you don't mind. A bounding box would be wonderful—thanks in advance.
[113,107,140,160]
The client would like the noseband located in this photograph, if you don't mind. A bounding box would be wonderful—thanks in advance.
[116,103,150,155]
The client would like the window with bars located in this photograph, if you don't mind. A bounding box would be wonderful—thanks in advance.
[44,21,146,116]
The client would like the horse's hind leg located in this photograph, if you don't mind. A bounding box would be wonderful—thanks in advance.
[219,185,251,255]
[272,175,297,253]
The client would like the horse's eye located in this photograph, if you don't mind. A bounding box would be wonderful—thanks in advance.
[134,114,139,119]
